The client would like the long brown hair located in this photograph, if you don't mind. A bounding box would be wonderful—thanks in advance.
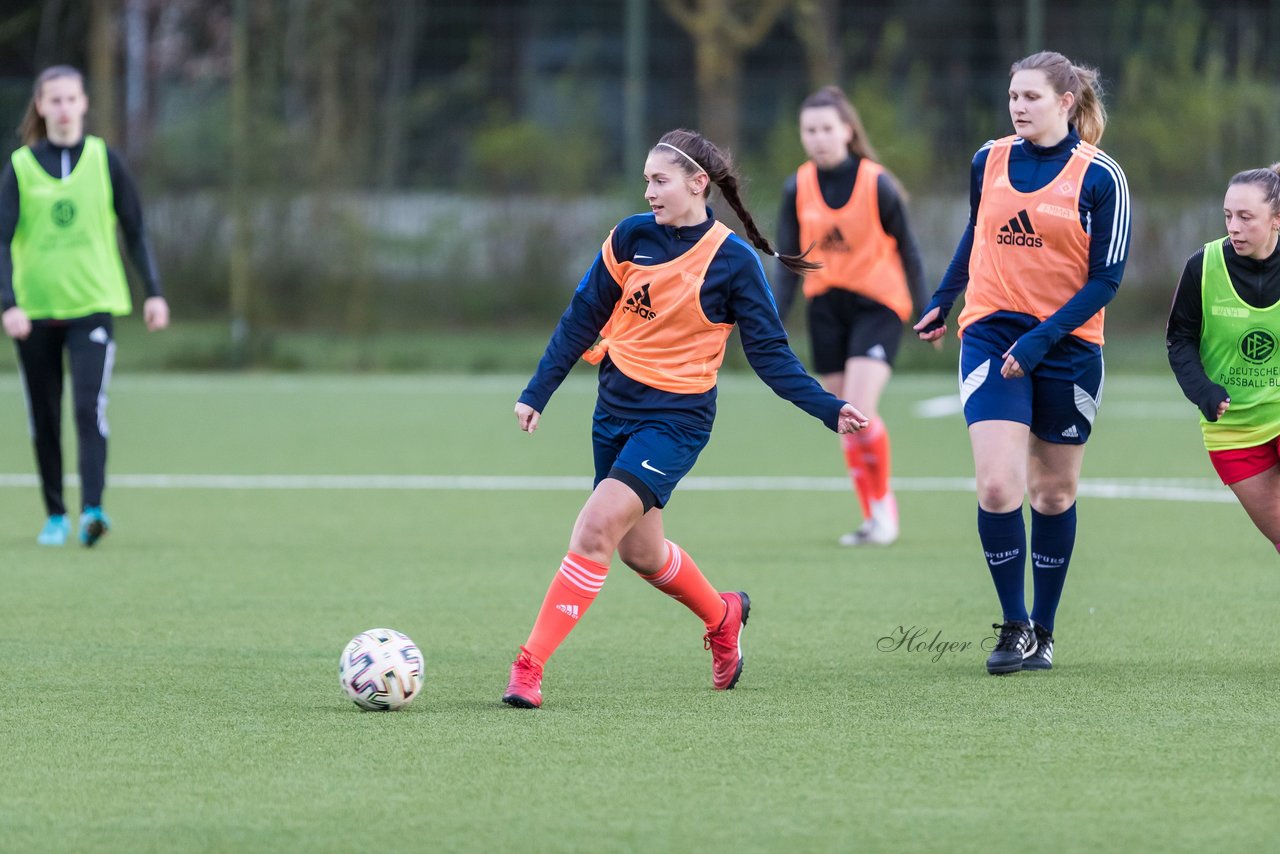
[19,65,84,147]
[1010,51,1106,145]
[799,84,908,201]
[654,129,819,275]
[800,85,880,162]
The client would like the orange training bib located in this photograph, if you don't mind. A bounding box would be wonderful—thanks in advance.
[960,136,1102,344]
[582,222,735,394]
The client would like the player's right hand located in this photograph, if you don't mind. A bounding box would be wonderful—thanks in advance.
[514,401,541,434]
[913,306,946,345]
[836,403,870,434]
[2,306,31,340]
[144,296,170,332]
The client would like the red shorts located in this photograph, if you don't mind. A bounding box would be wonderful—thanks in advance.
[1208,436,1280,485]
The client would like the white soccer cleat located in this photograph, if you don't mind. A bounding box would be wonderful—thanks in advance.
[838,518,898,546]
[838,495,899,546]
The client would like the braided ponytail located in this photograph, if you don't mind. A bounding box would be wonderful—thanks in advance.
[654,129,820,275]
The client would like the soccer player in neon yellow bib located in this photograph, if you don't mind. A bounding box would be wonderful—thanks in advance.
[1167,165,1280,555]
[1,66,169,547]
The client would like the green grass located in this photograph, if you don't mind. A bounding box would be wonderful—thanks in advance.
[0,296,1176,375]
[0,372,1275,852]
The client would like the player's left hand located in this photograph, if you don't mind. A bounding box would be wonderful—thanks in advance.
[836,403,870,433]
[1000,347,1024,379]
[144,296,170,331]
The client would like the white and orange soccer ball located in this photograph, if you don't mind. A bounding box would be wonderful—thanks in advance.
[339,628,424,711]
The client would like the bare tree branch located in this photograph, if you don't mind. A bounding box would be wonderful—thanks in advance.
[726,0,790,48]
[659,0,704,35]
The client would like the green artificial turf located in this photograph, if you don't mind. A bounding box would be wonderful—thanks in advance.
[0,372,1275,852]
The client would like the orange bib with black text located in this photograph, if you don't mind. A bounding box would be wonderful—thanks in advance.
[795,159,912,321]
[582,222,735,394]
[960,136,1102,344]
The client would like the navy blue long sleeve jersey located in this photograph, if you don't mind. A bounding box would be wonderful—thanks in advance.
[924,127,1131,371]
[519,211,845,432]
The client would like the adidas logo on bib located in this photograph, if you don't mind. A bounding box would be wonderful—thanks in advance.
[997,209,1044,248]
[623,283,657,320]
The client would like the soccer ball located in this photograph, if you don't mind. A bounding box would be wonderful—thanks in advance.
[339,628,424,711]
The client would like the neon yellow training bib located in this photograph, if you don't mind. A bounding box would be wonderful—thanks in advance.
[10,135,132,319]
[1198,237,1280,450]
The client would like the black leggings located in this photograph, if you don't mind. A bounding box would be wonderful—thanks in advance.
[15,314,115,516]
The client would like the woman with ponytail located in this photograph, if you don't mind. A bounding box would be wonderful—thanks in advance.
[913,51,1131,675]
[775,85,927,547]
[500,128,868,709]
[1167,164,1280,555]
[1,66,169,548]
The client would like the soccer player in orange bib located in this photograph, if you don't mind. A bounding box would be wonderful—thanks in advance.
[502,129,869,708]
[914,52,1130,674]
[775,86,926,546]
[1167,165,1280,554]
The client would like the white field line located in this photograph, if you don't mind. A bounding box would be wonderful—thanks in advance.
[912,393,1191,419]
[0,473,1235,503]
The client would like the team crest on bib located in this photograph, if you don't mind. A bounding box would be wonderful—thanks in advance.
[1238,328,1277,365]
[52,199,76,227]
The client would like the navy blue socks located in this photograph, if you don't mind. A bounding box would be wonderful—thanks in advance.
[1029,503,1077,633]
[977,506,1028,623]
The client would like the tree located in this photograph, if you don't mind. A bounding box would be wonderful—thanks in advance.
[87,0,118,144]
[790,0,841,90]
[378,0,422,188]
[659,0,790,152]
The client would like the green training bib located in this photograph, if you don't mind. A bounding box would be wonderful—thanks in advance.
[1198,237,1280,450]
[9,135,131,319]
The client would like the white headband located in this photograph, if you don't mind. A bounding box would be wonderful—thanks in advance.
[657,142,706,175]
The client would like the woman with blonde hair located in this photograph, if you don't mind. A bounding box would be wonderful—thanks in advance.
[914,52,1131,674]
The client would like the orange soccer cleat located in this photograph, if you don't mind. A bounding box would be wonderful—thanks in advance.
[703,591,750,690]
[502,649,545,709]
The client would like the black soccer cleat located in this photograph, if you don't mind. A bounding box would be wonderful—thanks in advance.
[1021,623,1054,671]
[986,620,1036,675]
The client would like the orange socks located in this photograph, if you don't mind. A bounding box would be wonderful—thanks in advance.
[638,540,727,630]
[857,417,892,502]
[843,417,893,516]
[522,543,728,665]
[841,432,873,519]
[521,552,609,666]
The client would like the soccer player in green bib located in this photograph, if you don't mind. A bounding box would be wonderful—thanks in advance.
[1,66,169,547]
[1167,164,1280,555]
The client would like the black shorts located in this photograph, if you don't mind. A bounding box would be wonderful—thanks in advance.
[806,290,904,374]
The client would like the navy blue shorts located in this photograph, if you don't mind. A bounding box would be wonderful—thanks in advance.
[958,315,1104,444]
[592,407,711,510]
